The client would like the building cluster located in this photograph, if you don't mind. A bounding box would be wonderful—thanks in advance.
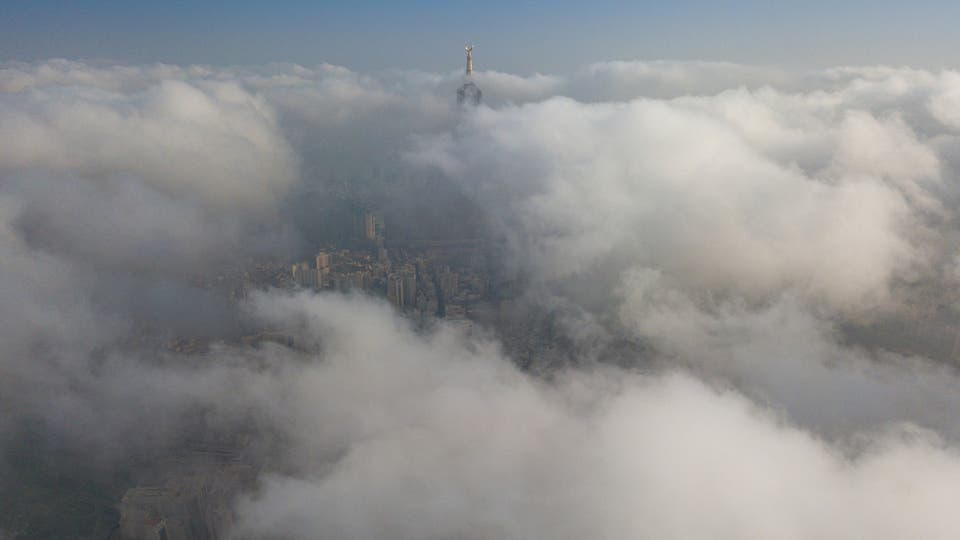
[293,248,384,292]
[292,238,491,323]
[190,259,293,301]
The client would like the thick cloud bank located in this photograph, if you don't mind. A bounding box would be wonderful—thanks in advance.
[233,293,960,540]
[414,98,921,309]
[4,58,960,538]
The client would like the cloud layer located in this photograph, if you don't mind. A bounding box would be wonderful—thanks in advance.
[4,58,960,538]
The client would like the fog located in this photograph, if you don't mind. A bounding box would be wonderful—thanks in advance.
[4,58,960,538]
[228,293,960,539]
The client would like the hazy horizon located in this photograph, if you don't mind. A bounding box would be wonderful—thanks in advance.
[6,1,960,73]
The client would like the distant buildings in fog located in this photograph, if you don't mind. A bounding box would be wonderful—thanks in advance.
[291,262,318,288]
[294,249,377,292]
[291,245,490,323]
[362,211,385,243]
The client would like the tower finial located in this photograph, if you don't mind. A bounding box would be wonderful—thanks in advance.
[465,44,474,76]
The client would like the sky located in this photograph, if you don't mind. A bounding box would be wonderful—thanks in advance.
[10,3,960,537]
[5,0,960,73]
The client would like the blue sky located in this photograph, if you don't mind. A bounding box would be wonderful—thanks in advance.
[3,1,960,72]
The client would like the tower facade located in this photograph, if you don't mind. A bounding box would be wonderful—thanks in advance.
[457,44,482,106]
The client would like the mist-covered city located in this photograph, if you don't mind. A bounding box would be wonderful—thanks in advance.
[5,2,960,539]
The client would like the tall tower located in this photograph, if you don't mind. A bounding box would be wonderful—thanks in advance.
[457,44,482,106]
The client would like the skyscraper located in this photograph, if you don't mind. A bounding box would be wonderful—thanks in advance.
[457,45,482,106]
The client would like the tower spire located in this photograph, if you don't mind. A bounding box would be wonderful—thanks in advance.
[457,44,482,106]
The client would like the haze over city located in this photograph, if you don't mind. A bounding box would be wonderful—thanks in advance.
[4,1,960,539]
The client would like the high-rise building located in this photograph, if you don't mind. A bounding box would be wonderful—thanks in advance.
[332,270,370,292]
[315,251,332,287]
[401,266,417,308]
[437,266,459,300]
[360,211,385,243]
[457,45,482,106]
[387,273,405,308]
[315,251,331,271]
[292,262,318,288]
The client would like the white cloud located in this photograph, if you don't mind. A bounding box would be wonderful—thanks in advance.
[0,76,297,210]
[412,95,921,311]
[4,59,960,538]
[233,292,960,540]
